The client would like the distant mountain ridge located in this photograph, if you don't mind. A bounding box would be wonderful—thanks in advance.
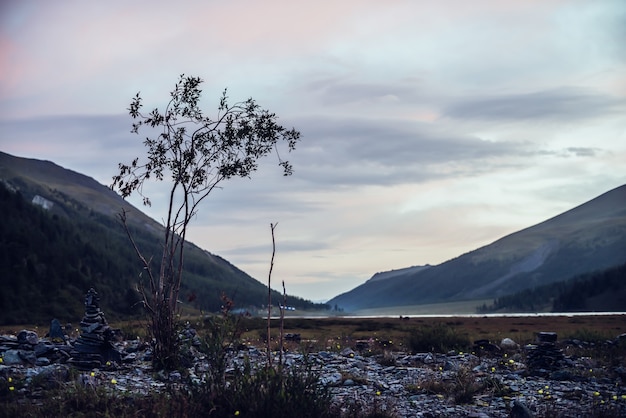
[328,184,626,311]
[366,265,431,283]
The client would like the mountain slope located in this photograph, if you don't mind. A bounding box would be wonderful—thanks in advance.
[0,151,159,230]
[329,185,626,311]
[0,151,325,324]
[477,262,626,313]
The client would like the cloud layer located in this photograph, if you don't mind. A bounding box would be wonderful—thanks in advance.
[1,0,625,300]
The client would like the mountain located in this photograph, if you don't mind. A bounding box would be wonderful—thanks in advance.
[0,151,326,324]
[328,184,626,311]
[477,261,626,313]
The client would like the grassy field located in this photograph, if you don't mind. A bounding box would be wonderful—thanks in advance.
[4,313,625,353]
[260,314,626,350]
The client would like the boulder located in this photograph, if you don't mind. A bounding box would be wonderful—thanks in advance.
[500,337,519,351]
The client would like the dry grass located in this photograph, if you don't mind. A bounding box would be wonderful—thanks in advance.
[241,314,626,351]
[3,314,624,351]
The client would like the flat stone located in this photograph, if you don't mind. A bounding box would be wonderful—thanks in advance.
[35,357,51,366]
[537,332,558,343]
[34,342,55,357]
[18,350,37,365]
[1,349,24,365]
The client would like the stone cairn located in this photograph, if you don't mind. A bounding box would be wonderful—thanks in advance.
[525,331,566,376]
[68,288,121,370]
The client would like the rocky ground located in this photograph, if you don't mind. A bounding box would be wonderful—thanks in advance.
[1,328,626,417]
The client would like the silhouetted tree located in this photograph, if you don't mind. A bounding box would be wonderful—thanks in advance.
[111,74,300,371]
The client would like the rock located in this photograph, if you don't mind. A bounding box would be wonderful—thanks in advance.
[614,366,626,381]
[35,357,51,366]
[1,349,24,365]
[536,332,557,344]
[285,333,301,342]
[320,371,343,386]
[443,360,458,371]
[474,339,501,354]
[510,400,533,418]
[0,340,19,356]
[501,338,518,351]
[550,370,574,381]
[34,342,54,357]
[49,319,67,342]
[17,330,39,346]
[18,352,36,367]
[340,347,356,357]
[78,373,97,388]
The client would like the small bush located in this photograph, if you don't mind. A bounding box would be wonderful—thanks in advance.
[564,328,613,343]
[413,366,484,405]
[377,351,397,367]
[190,358,333,418]
[407,324,469,353]
[331,393,398,418]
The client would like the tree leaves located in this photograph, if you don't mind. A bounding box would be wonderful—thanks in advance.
[112,74,300,207]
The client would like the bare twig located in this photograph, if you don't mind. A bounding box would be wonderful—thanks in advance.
[279,280,286,369]
[267,222,277,368]
[118,209,156,315]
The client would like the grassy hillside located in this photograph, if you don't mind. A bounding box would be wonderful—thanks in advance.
[0,152,327,325]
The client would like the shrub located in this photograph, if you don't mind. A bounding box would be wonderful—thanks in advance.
[407,324,469,353]
[184,354,332,418]
[412,366,485,405]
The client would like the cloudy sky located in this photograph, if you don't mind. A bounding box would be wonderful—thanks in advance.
[1,1,625,302]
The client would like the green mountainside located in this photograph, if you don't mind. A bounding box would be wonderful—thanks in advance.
[329,184,626,311]
[0,151,326,325]
[477,262,626,313]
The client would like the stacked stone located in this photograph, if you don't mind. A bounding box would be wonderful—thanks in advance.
[68,288,120,370]
[0,327,71,366]
[526,331,566,376]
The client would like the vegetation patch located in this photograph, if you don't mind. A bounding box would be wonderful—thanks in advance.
[407,323,470,354]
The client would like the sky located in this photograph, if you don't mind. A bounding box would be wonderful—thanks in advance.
[1,0,625,302]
